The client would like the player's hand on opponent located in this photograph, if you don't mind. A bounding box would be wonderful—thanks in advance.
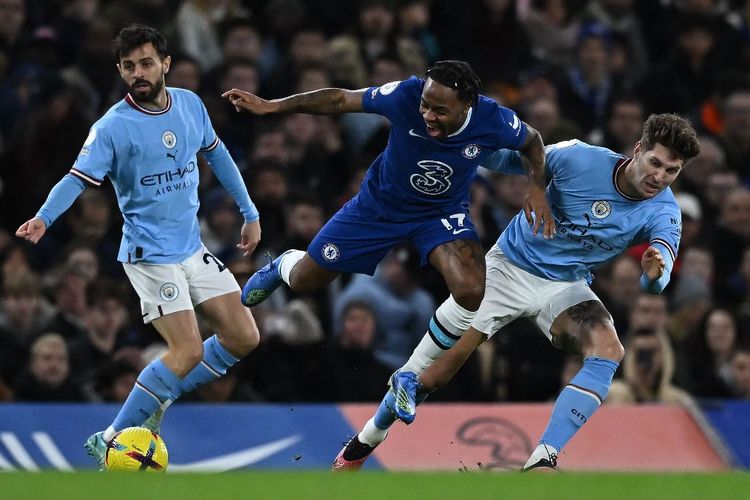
[641,246,665,280]
[221,89,278,115]
[238,220,261,257]
[524,185,556,239]
[15,216,47,244]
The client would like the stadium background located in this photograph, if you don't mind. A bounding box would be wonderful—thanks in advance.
[0,0,750,474]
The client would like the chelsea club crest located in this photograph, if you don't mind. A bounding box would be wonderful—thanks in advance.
[591,200,612,219]
[462,144,481,159]
[321,243,341,262]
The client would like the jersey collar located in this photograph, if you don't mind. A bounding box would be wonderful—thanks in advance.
[612,157,646,201]
[448,106,473,138]
[124,90,172,115]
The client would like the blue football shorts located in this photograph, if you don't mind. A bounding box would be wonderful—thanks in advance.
[307,199,479,274]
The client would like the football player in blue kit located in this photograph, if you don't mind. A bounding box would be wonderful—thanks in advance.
[387,113,701,471]
[16,25,262,469]
[222,60,554,470]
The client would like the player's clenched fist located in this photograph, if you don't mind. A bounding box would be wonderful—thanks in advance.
[641,246,665,280]
[15,217,47,244]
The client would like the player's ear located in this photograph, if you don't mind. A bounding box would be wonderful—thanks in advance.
[633,140,641,157]
[162,55,171,74]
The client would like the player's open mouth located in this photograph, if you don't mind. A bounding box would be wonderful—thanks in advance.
[134,82,151,90]
[426,124,441,137]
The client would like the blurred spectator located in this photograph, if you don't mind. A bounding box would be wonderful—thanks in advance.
[702,169,739,222]
[192,366,264,402]
[246,160,289,253]
[607,328,694,405]
[730,345,750,398]
[93,359,139,403]
[518,0,581,69]
[598,93,645,155]
[489,170,529,232]
[167,54,202,93]
[396,0,439,64]
[68,281,131,383]
[680,307,742,398]
[707,187,750,298]
[333,243,434,369]
[43,265,91,342]
[556,22,617,134]
[265,25,328,98]
[0,271,55,346]
[717,85,750,177]
[522,96,582,144]
[670,274,713,343]
[200,189,243,264]
[176,0,249,72]
[14,332,85,401]
[642,15,718,117]
[319,299,392,401]
[678,135,725,200]
[674,192,704,251]
[597,255,642,334]
[218,17,263,66]
[626,293,669,344]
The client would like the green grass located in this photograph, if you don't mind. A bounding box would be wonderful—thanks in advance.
[5,471,750,500]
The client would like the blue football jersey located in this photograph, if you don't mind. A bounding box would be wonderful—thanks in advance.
[499,140,682,282]
[358,76,527,221]
[70,88,220,264]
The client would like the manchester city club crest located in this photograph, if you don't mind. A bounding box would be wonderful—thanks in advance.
[162,130,177,149]
[159,282,179,301]
[462,144,481,159]
[321,243,341,262]
[591,200,612,219]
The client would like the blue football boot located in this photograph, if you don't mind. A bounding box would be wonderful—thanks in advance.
[386,370,421,424]
[241,252,285,307]
[84,431,108,470]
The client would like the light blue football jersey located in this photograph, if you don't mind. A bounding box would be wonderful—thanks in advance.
[358,76,527,221]
[70,88,221,264]
[497,140,681,283]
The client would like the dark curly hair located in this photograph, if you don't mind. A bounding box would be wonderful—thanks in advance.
[640,113,701,163]
[113,24,168,62]
[425,60,482,106]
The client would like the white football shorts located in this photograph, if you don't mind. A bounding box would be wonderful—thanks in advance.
[123,246,240,324]
[471,246,601,341]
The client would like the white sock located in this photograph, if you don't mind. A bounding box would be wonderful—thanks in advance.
[103,426,117,442]
[401,295,477,374]
[402,334,446,375]
[359,418,389,447]
[278,249,305,285]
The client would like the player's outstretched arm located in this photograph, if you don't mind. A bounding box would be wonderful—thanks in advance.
[15,217,47,244]
[237,220,261,257]
[222,88,366,115]
[519,125,555,239]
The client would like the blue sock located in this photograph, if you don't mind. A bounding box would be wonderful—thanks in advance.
[539,356,619,452]
[176,335,240,398]
[112,359,181,431]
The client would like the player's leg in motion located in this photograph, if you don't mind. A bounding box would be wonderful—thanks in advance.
[84,310,203,468]
[333,239,485,470]
[241,250,339,307]
[523,300,623,471]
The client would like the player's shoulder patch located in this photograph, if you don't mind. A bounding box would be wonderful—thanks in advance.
[372,80,401,99]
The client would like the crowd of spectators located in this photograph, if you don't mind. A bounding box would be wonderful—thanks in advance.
[1,0,750,406]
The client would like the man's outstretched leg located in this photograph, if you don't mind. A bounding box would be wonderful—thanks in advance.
[332,296,475,470]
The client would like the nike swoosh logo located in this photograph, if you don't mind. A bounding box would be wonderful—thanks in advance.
[452,228,471,235]
[408,129,429,140]
[509,114,520,129]
[169,435,301,472]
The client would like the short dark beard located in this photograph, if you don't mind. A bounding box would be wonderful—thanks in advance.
[129,77,165,106]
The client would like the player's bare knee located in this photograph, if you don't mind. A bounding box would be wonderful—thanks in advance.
[584,323,624,362]
[237,324,260,355]
[451,280,484,311]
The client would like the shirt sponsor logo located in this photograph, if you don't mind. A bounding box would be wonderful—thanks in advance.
[410,160,453,195]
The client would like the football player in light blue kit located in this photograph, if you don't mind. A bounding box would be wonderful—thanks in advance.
[223,61,554,470]
[392,113,701,470]
[16,25,262,469]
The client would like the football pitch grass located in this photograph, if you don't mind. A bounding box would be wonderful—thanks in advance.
[4,471,749,500]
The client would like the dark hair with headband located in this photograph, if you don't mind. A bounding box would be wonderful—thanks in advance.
[425,60,482,106]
